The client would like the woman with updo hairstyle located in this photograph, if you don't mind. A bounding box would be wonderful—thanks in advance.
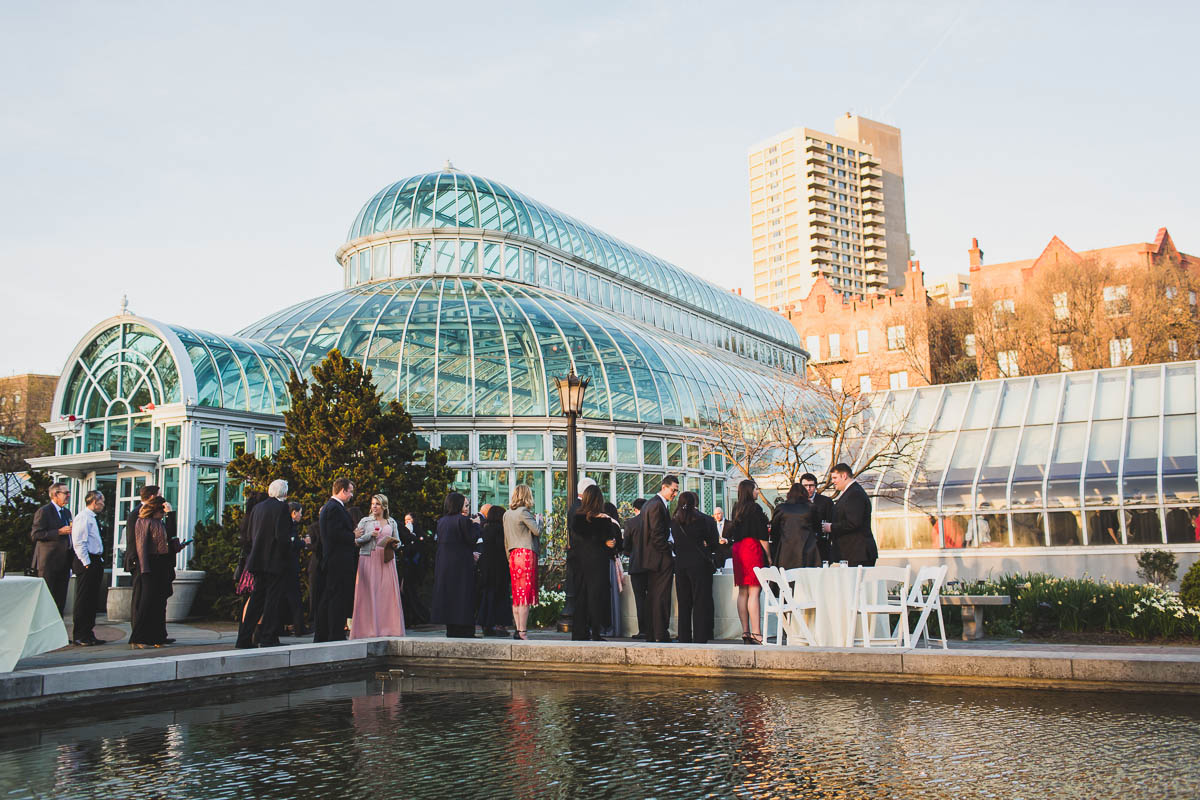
[432,491,482,638]
[569,484,619,641]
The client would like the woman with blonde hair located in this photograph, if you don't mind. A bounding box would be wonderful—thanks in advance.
[502,484,541,640]
[351,493,405,638]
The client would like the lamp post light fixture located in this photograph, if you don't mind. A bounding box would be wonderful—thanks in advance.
[553,367,588,633]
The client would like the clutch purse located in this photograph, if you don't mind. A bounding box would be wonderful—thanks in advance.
[383,537,400,563]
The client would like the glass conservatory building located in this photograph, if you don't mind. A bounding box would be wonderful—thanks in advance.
[33,168,811,574]
[865,362,1200,581]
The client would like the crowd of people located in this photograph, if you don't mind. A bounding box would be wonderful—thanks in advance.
[29,462,876,648]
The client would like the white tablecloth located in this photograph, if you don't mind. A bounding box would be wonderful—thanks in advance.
[0,575,69,672]
[619,568,885,645]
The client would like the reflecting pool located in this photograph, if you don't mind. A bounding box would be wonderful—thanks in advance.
[2,672,1198,799]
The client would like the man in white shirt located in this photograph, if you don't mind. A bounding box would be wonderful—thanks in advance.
[70,489,107,646]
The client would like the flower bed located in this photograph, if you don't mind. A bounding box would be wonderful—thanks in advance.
[944,573,1200,640]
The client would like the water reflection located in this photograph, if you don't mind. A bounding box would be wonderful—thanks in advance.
[2,673,1199,799]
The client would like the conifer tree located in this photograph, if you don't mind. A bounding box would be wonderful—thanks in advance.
[227,349,453,525]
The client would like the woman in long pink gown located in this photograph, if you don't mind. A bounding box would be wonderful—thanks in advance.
[351,494,406,638]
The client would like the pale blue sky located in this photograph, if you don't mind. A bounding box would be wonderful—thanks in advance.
[3,0,1197,376]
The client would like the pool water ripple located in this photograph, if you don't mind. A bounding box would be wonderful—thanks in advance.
[1,674,1198,799]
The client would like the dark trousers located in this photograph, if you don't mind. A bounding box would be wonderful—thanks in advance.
[315,565,354,642]
[675,565,714,644]
[40,563,70,615]
[308,566,324,627]
[445,623,475,638]
[646,566,674,643]
[571,565,610,641]
[129,570,168,645]
[237,572,284,647]
[71,556,103,642]
[629,571,650,636]
[282,571,305,633]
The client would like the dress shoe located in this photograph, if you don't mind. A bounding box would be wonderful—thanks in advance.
[259,640,284,648]
[88,636,107,645]
[590,636,607,642]
[161,638,176,645]
[130,643,151,649]
[632,632,647,640]
[72,639,96,646]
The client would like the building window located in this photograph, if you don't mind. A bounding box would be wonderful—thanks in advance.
[1103,285,1130,317]
[830,377,843,393]
[806,335,820,359]
[964,334,977,357]
[888,371,908,390]
[1057,345,1074,370]
[828,333,841,360]
[1169,339,1180,358]
[857,329,869,354]
[998,350,1020,377]
[859,375,872,393]
[886,325,905,351]
[1109,337,1132,367]
[1052,292,1069,321]
[992,298,1015,325]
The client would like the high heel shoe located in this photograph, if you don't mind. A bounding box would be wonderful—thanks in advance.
[749,633,764,645]
[512,629,528,640]
[741,632,753,645]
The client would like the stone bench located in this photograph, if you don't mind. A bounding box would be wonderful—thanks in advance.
[940,595,1012,640]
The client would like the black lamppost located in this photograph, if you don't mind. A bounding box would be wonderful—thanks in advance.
[554,367,588,633]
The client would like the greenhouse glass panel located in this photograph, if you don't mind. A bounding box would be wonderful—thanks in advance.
[435,281,472,415]
[1026,375,1062,425]
[200,427,220,458]
[515,433,544,461]
[616,437,638,464]
[413,241,432,274]
[196,467,221,526]
[131,418,151,453]
[1165,364,1196,414]
[1085,509,1122,545]
[476,470,509,508]
[503,245,520,279]
[400,282,439,415]
[585,470,612,499]
[1011,512,1045,547]
[1048,422,1087,480]
[1125,508,1163,545]
[933,385,970,430]
[996,379,1031,427]
[1093,371,1127,419]
[1129,367,1161,417]
[522,250,536,283]
[616,472,640,506]
[441,434,469,461]
[1162,415,1199,502]
[667,441,683,469]
[164,425,181,459]
[643,439,662,466]
[1048,510,1083,545]
[962,382,1000,428]
[1013,426,1052,481]
[553,435,567,462]
[1123,417,1160,503]
[1166,507,1199,544]
[979,428,1018,482]
[515,470,546,513]
[372,246,389,279]
[435,240,457,274]
[480,243,501,277]
[479,434,508,461]
[463,282,510,417]
[586,435,609,463]
[487,284,544,416]
[107,418,128,451]
[459,241,478,274]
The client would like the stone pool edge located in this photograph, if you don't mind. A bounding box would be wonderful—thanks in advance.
[4,638,1199,712]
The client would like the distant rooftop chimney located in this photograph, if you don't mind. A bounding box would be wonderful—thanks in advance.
[443,159,457,172]
[120,295,129,316]
[968,237,984,270]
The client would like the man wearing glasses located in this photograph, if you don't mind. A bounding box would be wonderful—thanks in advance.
[31,482,75,614]
[800,473,834,563]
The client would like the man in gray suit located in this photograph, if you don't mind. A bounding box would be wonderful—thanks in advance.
[31,482,74,613]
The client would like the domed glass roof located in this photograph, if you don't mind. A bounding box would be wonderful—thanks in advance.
[238,277,808,427]
[344,170,799,347]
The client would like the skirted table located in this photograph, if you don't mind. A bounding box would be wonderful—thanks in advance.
[0,575,69,672]
[619,566,885,645]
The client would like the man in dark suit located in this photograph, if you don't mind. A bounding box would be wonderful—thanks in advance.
[622,497,649,639]
[821,463,877,567]
[235,479,294,648]
[801,472,835,563]
[640,475,678,643]
[30,482,74,613]
[314,477,357,643]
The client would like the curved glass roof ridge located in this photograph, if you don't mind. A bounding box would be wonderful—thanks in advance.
[345,169,799,347]
[236,277,806,427]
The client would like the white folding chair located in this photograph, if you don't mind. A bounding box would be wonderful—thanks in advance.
[780,567,818,647]
[754,566,787,645]
[907,565,949,649]
[853,565,911,648]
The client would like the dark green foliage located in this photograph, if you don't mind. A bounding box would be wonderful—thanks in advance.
[190,508,246,620]
[1136,549,1178,587]
[227,349,454,529]
[1181,560,1200,610]
[0,470,52,573]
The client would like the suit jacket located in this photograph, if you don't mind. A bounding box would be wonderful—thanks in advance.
[319,497,357,576]
[770,501,821,569]
[623,513,646,574]
[830,482,877,566]
[246,496,293,576]
[640,495,674,574]
[672,514,720,572]
[31,502,72,573]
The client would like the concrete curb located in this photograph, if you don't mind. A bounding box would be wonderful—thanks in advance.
[4,637,1200,713]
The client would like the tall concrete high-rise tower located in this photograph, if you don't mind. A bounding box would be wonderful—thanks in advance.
[749,113,911,307]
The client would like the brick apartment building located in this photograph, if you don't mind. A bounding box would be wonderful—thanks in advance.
[0,374,57,456]
[969,227,1199,378]
[780,260,932,393]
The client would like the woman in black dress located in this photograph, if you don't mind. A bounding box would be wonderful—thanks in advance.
[431,492,483,638]
[672,491,720,643]
[475,504,512,636]
[129,495,177,648]
[570,485,619,641]
[770,483,821,570]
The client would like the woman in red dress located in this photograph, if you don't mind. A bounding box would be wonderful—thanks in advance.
[503,484,541,640]
[728,479,771,645]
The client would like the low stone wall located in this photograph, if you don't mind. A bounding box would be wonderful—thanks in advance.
[5,638,1199,714]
